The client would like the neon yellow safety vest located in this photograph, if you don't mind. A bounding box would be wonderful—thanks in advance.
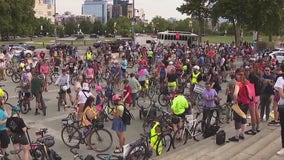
[191,72,200,84]
[86,52,92,60]
[147,51,153,58]
[150,122,162,155]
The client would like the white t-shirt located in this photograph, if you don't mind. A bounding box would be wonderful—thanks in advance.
[274,76,284,105]
[78,90,93,104]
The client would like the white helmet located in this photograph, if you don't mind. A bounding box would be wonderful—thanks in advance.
[193,65,200,70]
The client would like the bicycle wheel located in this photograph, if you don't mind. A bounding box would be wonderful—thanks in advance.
[11,73,21,83]
[61,125,81,148]
[193,121,204,141]
[148,86,156,98]
[137,93,151,109]
[3,89,8,103]
[105,105,114,121]
[96,154,122,160]
[142,120,154,134]
[89,128,113,152]
[156,133,173,156]
[173,128,188,148]
[125,143,148,160]
[6,68,13,77]
[50,72,59,84]
[211,110,220,126]
[158,93,170,107]
[20,101,30,114]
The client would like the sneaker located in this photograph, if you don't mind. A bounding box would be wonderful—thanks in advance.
[239,135,245,140]
[277,148,284,155]
[229,136,239,142]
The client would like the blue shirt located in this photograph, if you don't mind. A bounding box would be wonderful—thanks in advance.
[0,109,7,131]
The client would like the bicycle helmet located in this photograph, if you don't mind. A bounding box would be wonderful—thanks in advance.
[112,94,121,101]
[95,85,103,92]
[12,106,21,112]
[0,88,5,97]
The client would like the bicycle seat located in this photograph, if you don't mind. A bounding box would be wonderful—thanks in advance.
[10,149,22,155]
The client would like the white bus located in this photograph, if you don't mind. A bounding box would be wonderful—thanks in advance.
[157,31,198,46]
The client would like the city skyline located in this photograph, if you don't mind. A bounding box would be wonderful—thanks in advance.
[56,0,188,20]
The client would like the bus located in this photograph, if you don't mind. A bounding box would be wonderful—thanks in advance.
[157,31,198,46]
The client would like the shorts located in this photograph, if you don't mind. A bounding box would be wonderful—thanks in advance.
[22,92,31,99]
[32,92,41,103]
[10,133,29,145]
[121,67,126,73]
[0,130,10,148]
[172,112,186,124]
[233,103,249,129]
[249,96,260,109]
[139,81,146,87]
[60,88,71,94]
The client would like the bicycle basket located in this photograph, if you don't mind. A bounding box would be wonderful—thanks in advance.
[193,84,205,95]
[93,121,104,129]
[36,135,55,147]
[61,118,74,126]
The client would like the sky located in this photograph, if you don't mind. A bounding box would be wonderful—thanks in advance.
[56,0,188,21]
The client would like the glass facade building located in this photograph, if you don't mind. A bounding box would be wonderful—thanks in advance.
[82,0,108,23]
[43,0,53,4]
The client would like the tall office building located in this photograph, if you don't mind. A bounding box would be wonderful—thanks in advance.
[82,0,108,23]
[34,0,55,23]
[112,0,129,18]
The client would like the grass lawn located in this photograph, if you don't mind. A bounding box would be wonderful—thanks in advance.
[202,35,284,44]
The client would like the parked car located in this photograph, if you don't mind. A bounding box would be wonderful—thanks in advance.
[269,51,284,63]
[17,43,36,51]
[46,43,67,50]
[11,46,33,57]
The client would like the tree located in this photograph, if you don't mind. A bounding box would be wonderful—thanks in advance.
[177,0,212,41]
[151,16,171,33]
[92,21,104,35]
[115,16,131,36]
[79,19,93,34]
[63,17,77,35]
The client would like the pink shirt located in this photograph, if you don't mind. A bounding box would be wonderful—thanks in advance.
[40,65,50,75]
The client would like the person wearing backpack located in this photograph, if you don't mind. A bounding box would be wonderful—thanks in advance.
[111,94,127,154]
[229,68,252,142]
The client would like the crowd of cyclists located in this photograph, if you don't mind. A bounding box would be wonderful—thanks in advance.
[0,38,284,159]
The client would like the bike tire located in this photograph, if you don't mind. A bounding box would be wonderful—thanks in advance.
[57,97,62,112]
[20,101,30,114]
[156,133,173,156]
[51,72,60,84]
[173,128,188,148]
[105,106,114,121]
[71,76,77,85]
[61,125,81,148]
[96,154,122,160]
[125,143,148,160]
[11,73,21,83]
[158,93,170,107]
[137,93,151,109]
[193,121,204,141]
[3,89,8,103]
[90,128,113,152]
[6,68,13,77]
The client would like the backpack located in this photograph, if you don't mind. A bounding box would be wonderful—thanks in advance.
[105,86,114,98]
[121,106,134,125]
[216,130,226,145]
[203,124,220,138]
[160,68,166,79]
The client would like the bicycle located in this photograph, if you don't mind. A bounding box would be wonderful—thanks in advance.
[62,105,79,128]
[61,120,113,152]
[173,114,204,148]
[10,128,58,160]
[97,102,114,122]
[70,148,95,160]
[96,153,122,160]
[136,89,152,109]
[57,86,67,112]
[216,102,233,124]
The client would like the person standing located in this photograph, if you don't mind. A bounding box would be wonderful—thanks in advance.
[128,73,141,109]
[6,106,30,160]
[31,74,44,115]
[0,97,10,160]
[112,95,126,154]
[274,64,284,155]
[122,79,132,110]
[229,68,251,142]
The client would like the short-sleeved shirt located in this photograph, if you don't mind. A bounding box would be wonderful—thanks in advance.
[0,108,7,131]
[6,117,26,134]
[202,89,217,108]
[117,105,124,117]
[123,85,132,103]
[31,77,43,95]
[274,76,284,105]
[78,90,93,104]
[171,95,189,115]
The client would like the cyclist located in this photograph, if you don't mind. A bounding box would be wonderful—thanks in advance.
[20,72,32,109]
[191,65,202,88]
[55,68,74,107]
[95,85,104,112]
[111,94,126,154]
[82,96,98,150]
[6,106,30,160]
[31,74,44,115]
[39,59,50,92]
[171,88,190,139]
[77,83,95,121]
